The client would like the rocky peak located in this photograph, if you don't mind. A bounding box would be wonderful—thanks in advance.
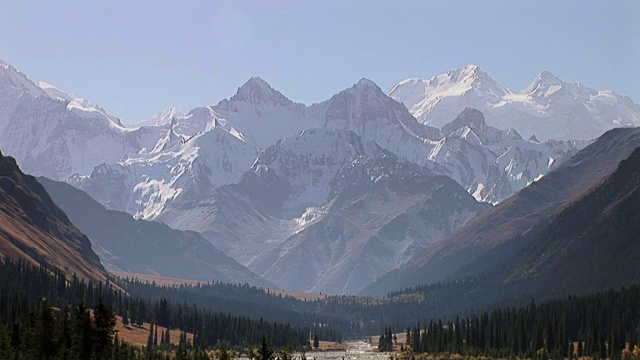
[227,76,293,107]
[441,108,487,135]
[523,70,563,93]
[354,77,381,91]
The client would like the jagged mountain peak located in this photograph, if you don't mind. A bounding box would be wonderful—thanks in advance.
[436,64,503,89]
[246,76,270,86]
[440,107,525,144]
[335,77,385,99]
[521,69,598,98]
[336,77,405,105]
[450,64,482,79]
[227,76,294,107]
[538,70,556,81]
[522,69,566,94]
[442,107,487,134]
[355,77,380,89]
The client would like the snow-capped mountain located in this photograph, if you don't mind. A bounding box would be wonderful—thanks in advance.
[430,108,583,202]
[154,128,489,294]
[72,119,257,219]
[73,75,584,222]
[0,59,162,180]
[389,65,640,141]
[214,77,310,148]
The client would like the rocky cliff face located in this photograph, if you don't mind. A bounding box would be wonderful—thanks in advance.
[0,151,106,283]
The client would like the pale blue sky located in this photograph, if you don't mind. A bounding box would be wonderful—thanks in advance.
[1,0,638,123]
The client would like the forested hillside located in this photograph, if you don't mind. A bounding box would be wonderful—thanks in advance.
[0,259,339,359]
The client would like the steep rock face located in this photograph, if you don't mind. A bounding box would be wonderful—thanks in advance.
[38,177,272,287]
[0,151,106,282]
[389,65,640,141]
[363,127,640,295]
[432,108,583,202]
[310,78,443,158]
[156,129,488,294]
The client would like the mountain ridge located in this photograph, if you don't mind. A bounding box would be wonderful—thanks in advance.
[0,150,107,283]
[389,65,640,141]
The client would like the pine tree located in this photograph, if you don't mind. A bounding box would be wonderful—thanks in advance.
[94,297,117,359]
[55,305,72,360]
[72,302,94,360]
[257,336,275,360]
[122,310,129,327]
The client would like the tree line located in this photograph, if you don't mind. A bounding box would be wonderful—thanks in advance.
[117,277,343,343]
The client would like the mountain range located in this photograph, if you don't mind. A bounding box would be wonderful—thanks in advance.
[389,65,640,141]
[1,58,639,295]
[154,128,489,294]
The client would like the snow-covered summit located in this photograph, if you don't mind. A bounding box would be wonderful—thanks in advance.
[390,65,640,140]
[389,65,511,121]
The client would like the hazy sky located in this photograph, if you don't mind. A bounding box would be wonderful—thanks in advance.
[1,0,638,123]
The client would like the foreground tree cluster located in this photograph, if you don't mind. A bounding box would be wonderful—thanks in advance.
[0,259,339,359]
[404,286,640,359]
